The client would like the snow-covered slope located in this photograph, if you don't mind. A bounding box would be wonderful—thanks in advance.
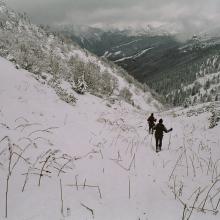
[166,55,220,106]
[0,1,161,110]
[1,56,220,220]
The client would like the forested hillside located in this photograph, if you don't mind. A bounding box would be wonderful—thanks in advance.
[54,25,220,106]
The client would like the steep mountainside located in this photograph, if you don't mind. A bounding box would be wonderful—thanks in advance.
[52,25,180,60]
[55,25,220,106]
[0,1,161,110]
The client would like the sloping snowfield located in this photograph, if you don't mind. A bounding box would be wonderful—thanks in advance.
[0,57,220,220]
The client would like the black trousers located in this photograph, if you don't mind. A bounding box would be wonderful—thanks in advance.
[155,136,163,152]
[149,124,154,134]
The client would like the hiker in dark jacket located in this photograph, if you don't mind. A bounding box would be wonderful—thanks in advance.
[154,118,172,152]
[147,113,157,134]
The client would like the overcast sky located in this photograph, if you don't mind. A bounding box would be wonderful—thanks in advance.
[6,0,220,32]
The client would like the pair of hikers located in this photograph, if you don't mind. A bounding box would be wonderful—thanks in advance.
[147,113,173,153]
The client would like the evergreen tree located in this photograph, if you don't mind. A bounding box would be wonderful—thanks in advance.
[75,75,87,94]
[209,109,219,128]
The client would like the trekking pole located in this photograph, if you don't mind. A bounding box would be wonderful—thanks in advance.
[168,115,173,150]
[168,132,171,150]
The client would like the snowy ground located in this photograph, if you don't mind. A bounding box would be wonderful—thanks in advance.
[0,57,220,220]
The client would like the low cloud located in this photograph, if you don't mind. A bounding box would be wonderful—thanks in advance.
[7,0,220,33]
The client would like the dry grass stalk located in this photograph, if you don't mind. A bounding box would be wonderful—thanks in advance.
[80,203,94,218]
[60,178,64,216]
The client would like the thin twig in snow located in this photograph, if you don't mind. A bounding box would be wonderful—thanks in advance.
[57,158,73,177]
[28,127,59,137]
[187,188,201,220]
[169,152,184,181]
[201,179,220,211]
[38,154,52,186]
[67,184,102,199]
[60,178,64,216]
[128,177,131,199]
[15,116,29,123]
[80,203,94,218]
[14,123,41,132]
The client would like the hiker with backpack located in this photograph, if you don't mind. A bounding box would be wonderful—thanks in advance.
[147,113,157,134]
[154,118,173,153]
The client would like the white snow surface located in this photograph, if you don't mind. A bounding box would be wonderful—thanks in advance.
[0,57,220,220]
[115,48,153,62]
[133,48,153,59]
[115,55,134,63]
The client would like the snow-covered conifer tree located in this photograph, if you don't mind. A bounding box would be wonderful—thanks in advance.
[209,109,219,128]
[75,75,87,94]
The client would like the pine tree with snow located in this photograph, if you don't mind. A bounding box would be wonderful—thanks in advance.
[209,109,218,128]
[75,75,87,94]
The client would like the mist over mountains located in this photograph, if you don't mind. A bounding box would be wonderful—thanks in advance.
[53,24,220,106]
[0,0,161,110]
[1,0,220,108]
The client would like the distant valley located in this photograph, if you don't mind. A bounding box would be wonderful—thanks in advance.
[54,25,220,106]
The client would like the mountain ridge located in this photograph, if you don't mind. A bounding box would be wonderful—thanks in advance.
[54,24,220,106]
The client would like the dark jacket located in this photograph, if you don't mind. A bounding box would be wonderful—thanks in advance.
[147,115,156,126]
[154,123,168,138]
